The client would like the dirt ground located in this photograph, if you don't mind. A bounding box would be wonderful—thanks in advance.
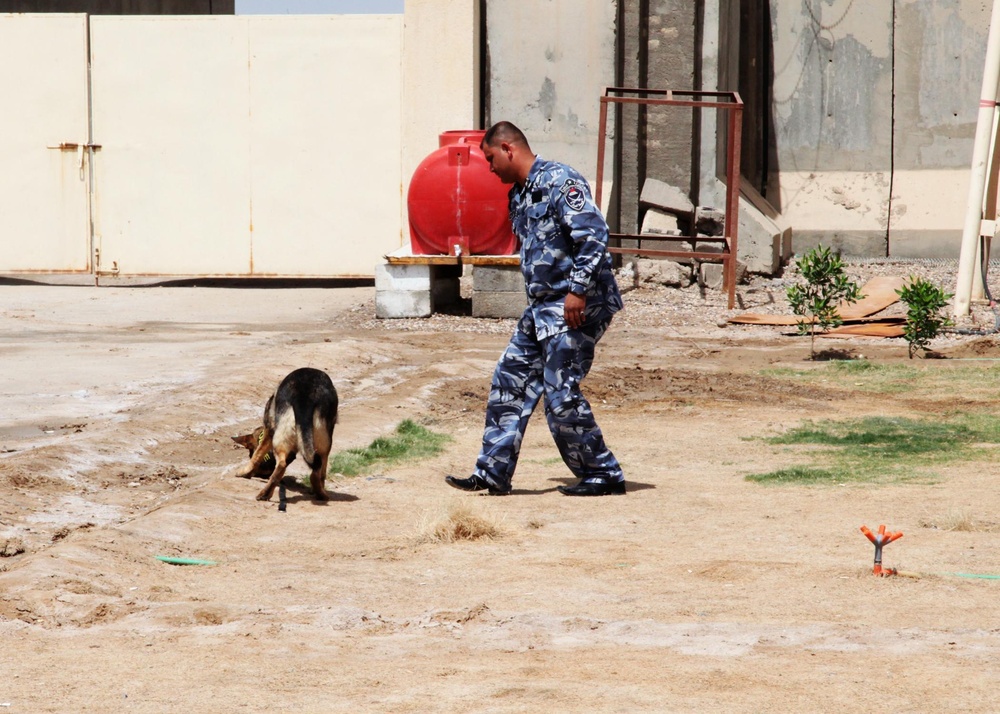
[2,270,1000,713]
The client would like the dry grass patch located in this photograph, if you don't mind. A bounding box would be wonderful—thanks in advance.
[417,501,507,543]
[918,509,1000,533]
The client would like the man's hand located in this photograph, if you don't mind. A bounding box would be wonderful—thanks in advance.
[564,292,586,329]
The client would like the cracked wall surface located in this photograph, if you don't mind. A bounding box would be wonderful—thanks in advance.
[483,0,991,258]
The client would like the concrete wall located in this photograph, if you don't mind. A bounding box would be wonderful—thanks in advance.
[889,0,990,257]
[483,0,994,262]
[768,0,893,256]
[483,0,616,184]
[0,1,232,12]
[615,0,699,233]
[768,0,990,258]
[401,0,480,241]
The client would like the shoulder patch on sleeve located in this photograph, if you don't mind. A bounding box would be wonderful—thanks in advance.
[560,178,587,211]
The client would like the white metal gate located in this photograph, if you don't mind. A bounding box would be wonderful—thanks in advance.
[0,14,92,274]
[1,13,404,281]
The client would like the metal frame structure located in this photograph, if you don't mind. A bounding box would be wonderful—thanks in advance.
[595,87,744,309]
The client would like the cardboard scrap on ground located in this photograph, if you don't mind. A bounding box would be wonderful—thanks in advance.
[818,319,906,338]
[729,276,906,333]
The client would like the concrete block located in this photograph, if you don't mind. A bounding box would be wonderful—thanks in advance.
[472,264,524,292]
[376,289,432,319]
[736,196,785,275]
[695,206,726,236]
[694,240,724,255]
[472,290,527,319]
[639,178,694,216]
[699,263,724,290]
[736,184,793,275]
[640,208,680,235]
[699,261,747,290]
[375,263,462,317]
[374,263,432,291]
[635,258,691,287]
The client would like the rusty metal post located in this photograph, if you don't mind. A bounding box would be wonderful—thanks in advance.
[596,96,609,211]
[725,97,743,309]
[593,87,744,310]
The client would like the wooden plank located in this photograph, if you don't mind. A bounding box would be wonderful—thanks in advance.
[818,321,907,338]
[731,314,905,327]
[837,276,906,318]
[384,245,519,266]
[384,254,519,266]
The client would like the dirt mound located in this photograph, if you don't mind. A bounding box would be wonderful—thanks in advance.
[940,335,1000,358]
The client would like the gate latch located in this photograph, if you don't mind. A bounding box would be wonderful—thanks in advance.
[47,142,103,171]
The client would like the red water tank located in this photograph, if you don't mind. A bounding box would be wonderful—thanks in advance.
[407,130,517,255]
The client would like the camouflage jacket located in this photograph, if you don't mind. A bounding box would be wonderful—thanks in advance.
[509,157,623,340]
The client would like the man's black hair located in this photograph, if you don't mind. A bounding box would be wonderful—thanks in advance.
[481,121,530,149]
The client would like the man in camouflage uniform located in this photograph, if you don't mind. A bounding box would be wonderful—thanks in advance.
[445,121,626,497]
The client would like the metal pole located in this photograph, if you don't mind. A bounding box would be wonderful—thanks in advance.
[596,95,609,211]
[954,0,1000,316]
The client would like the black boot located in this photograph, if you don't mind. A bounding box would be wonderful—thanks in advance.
[444,474,511,496]
[557,478,626,496]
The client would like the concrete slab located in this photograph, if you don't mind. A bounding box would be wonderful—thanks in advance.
[472,290,526,319]
[472,265,524,292]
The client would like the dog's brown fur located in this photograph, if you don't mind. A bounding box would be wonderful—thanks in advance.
[230,427,276,478]
[231,368,338,502]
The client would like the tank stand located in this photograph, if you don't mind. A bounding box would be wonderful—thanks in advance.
[860,524,903,576]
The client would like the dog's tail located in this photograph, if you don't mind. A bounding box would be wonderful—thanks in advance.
[293,401,336,470]
[294,409,319,469]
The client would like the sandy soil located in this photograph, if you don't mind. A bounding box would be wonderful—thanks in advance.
[2,271,1000,713]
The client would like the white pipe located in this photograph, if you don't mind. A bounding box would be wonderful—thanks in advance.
[955,0,1000,317]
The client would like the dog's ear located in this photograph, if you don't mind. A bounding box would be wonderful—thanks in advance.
[231,434,255,449]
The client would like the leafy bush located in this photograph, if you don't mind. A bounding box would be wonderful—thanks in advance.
[786,246,864,358]
[896,276,953,358]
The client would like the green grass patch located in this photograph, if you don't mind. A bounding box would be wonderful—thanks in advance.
[747,413,1000,485]
[327,419,452,477]
[762,360,1000,397]
[746,466,850,485]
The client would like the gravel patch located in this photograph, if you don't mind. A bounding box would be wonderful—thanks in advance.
[335,258,1000,349]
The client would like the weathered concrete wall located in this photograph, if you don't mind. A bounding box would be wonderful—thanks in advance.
[644,1,698,196]
[616,0,698,233]
[401,0,480,245]
[484,0,616,184]
[482,0,992,262]
[769,0,990,258]
[889,0,989,257]
[769,0,894,256]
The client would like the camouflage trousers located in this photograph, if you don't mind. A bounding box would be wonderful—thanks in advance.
[473,319,623,490]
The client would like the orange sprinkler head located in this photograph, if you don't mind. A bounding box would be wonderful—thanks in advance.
[860,524,903,576]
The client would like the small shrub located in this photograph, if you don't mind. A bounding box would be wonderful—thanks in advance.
[786,246,864,358]
[896,277,953,358]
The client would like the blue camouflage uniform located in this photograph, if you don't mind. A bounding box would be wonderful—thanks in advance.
[473,156,624,490]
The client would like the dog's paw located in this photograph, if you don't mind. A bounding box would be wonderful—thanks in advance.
[226,464,252,479]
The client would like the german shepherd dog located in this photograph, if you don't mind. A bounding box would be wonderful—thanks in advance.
[231,427,276,478]
[232,367,338,502]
